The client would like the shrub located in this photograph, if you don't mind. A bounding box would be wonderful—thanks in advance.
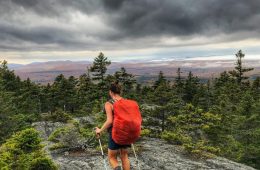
[219,135,244,161]
[30,157,58,170]
[141,129,151,137]
[48,127,70,143]
[49,143,66,151]
[0,160,8,169]
[0,128,57,169]
[183,140,220,158]
[42,109,72,123]
[162,104,221,158]
[48,124,96,150]
[161,130,191,145]
[15,128,42,153]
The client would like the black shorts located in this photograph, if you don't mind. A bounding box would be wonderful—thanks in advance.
[108,132,131,150]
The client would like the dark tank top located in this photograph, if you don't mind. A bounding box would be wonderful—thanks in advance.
[103,99,116,133]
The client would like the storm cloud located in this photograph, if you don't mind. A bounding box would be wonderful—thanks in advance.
[0,0,260,62]
[103,0,260,37]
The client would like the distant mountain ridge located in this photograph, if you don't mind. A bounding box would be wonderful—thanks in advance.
[8,63,25,69]
[9,60,260,84]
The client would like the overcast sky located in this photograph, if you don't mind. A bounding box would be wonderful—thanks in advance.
[0,0,260,64]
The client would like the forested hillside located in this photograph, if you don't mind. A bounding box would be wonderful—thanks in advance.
[0,50,259,169]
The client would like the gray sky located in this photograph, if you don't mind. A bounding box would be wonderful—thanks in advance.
[0,0,260,64]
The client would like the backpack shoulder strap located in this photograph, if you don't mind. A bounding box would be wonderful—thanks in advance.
[109,99,116,105]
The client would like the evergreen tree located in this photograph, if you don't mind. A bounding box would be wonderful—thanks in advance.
[90,52,111,104]
[175,68,184,89]
[77,68,96,113]
[151,79,173,132]
[66,76,78,113]
[114,67,136,95]
[183,71,199,103]
[153,71,167,89]
[252,77,260,100]
[135,83,142,101]
[229,50,254,85]
[239,100,260,168]
[41,83,53,112]
[90,52,111,85]
[18,78,41,114]
[0,60,21,92]
[51,74,76,112]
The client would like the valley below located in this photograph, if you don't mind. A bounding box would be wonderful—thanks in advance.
[10,59,260,84]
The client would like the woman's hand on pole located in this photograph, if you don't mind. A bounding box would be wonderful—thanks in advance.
[95,127,102,137]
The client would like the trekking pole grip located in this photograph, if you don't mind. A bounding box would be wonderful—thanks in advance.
[93,127,101,138]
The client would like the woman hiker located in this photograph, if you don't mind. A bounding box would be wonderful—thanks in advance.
[95,82,131,170]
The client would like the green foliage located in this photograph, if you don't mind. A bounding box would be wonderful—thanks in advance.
[48,127,70,143]
[49,74,78,113]
[0,128,57,170]
[183,71,200,103]
[29,157,58,170]
[90,52,111,85]
[114,67,136,96]
[48,120,96,150]
[42,109,73,123]
[153,71,167,89]
[0,61,41,144]
[48,127,81,148]
[229,50,254,85]
[218,135,244,161]
[49,143,66,151]
[141,129,151,137]
[161,130,191,145]
[183,140,220,158]
[14,128,42,153]
[161,104,221,158]
[175,68,184,88]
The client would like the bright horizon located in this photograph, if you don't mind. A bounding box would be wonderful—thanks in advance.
[5,53,260,65]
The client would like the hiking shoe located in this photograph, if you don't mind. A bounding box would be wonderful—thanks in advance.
[114,166,122,170]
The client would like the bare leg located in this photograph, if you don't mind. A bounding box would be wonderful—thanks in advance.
[108,149,119,169]
[120,149,130,170]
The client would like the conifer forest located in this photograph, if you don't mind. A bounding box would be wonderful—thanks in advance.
[0,50,260,169]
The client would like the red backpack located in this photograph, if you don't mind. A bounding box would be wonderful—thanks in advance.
[112,99,142,145]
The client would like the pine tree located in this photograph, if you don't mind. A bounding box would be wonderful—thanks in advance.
[78,68,93,100]
[183,71,199,103]
[252,77,260,100]
[90,52,111,85]
[18,78,41,114]
[67,76,78,113]
[252,77,260,90]
[104,74,116,92]
[114,67,136,95]
[229,50,254,85]
[41,83,53,112]
[153,71,167,89]
[175,68,184,88]
[151,78,173,132]
[0,60,21,92]
[52,74,68,111]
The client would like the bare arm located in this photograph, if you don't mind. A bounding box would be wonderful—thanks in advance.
[95,102,113,135]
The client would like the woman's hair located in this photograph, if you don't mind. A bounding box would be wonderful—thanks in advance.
[110,81,121,95]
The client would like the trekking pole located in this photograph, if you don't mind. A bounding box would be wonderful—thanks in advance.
[131,144,141,170]
[94,128,108,170]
